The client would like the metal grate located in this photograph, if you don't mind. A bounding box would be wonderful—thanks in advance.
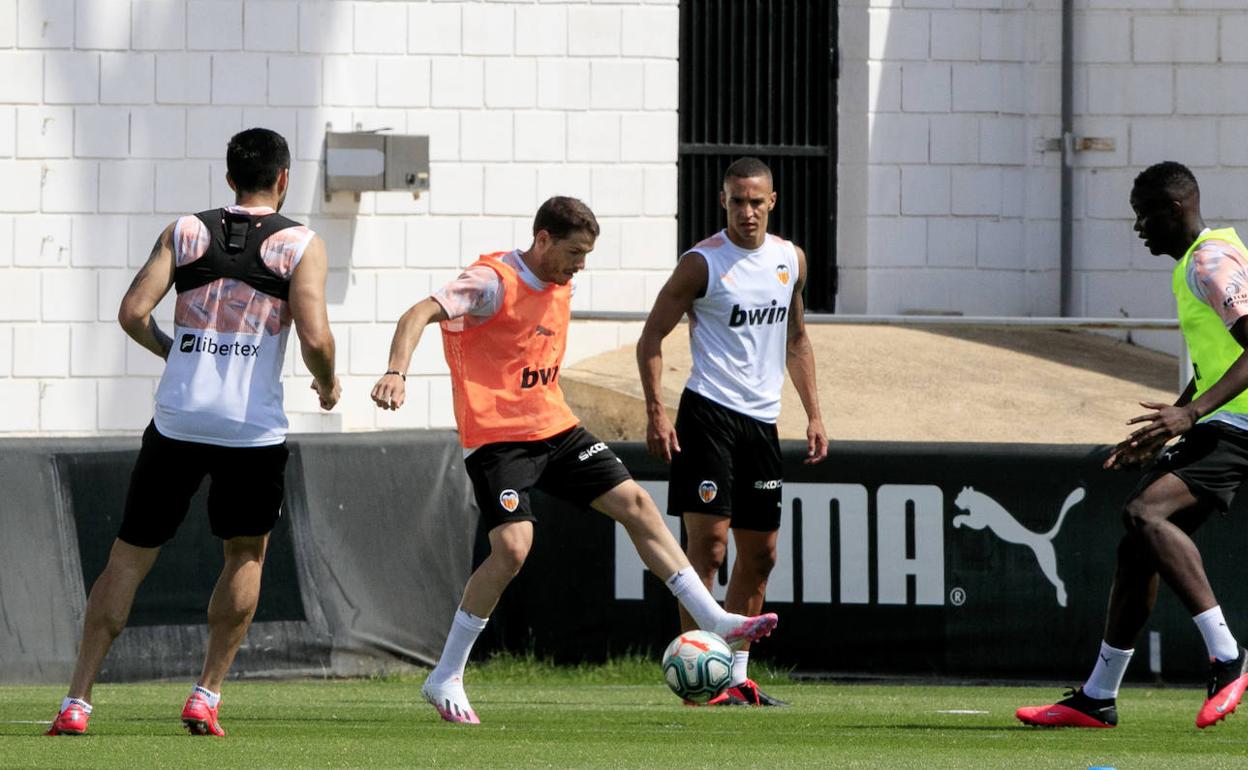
[678,0,837,310]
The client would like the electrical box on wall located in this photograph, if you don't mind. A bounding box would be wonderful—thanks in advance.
[324,130,430,201]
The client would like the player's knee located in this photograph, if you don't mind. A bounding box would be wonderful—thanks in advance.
[687,536,727,575]
[742,544,778,578]
[96,605,129,639]
[208,599,255,628]
[612,487,661,527]
[491,538,531,574]
[1121,497,1159,536]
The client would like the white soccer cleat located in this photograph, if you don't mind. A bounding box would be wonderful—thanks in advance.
[421,676,481,725]
[713,612,779,650]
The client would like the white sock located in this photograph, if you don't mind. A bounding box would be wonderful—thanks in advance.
[429,608,489,684]
[731,651,749,686]
[665,568,727,630]
[1082,641,1133,700]
[60,696,91,714]
[192,685,220,708]
[1194,606,1240,662]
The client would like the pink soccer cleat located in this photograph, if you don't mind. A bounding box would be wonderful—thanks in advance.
[714,613,779,649]
[182,691,225,736]
[422,676,481,725]
[45,701,90,736]
[708,679,790,707]
[1016,688,1117,728]
[1198,647,1248,729]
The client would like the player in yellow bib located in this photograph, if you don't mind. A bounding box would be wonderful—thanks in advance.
[1018,162,1248,730]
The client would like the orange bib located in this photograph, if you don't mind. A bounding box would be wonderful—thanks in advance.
[440,253,579,447]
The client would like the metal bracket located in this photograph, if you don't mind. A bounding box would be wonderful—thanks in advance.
[1035,136,1116,152]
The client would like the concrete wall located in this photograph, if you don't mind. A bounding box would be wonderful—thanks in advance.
[839,0,1246,355]
[0,0,675,435]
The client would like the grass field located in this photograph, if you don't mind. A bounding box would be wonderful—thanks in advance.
[3,656,1248,769]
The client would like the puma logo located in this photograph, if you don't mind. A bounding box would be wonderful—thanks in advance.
[953,486,1085,608]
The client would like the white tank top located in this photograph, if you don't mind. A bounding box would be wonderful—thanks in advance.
[684,230,798,423]
[153,206,314,447]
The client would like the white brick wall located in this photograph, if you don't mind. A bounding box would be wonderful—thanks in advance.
[838,1,1241,339]
[21,1,1233,434]
[0,0,680,437]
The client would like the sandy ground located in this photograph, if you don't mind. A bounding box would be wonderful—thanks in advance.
[561,325,1180,445]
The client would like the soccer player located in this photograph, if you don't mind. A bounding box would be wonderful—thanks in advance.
[1017,161,1248,729]
[371,196,779,724]
[45,128,340,737]
[635,157,828,707]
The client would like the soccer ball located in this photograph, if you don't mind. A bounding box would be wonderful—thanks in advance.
[661,630,733,703]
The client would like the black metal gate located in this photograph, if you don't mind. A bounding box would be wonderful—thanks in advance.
[678,0,837,310]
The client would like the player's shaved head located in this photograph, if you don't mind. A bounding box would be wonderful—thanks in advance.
[724,157,772,186]
[1133,161,1199,205]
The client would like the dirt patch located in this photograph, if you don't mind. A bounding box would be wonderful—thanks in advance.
[562,325,1179,445]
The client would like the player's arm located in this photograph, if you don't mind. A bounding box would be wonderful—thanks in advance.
[1106,376,1196,470]
[371,297,448,411]
[1129,317,1248,435]
[636,252,707,462]
[289,235,340,411]
[117,223,176,360]
[785,246,828,464]
[1109,246,1248,469]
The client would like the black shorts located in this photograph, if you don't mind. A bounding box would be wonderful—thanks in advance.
[667,389,783,532]
[464,426,633,530]
[117,422,290,548]
[1134,420,1248,512]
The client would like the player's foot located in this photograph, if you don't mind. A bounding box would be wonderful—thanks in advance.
[1015,687,1117,728]
[714,613,779,650]
[708,679,790,707]
[422,676,481,724]
[45,701,90,736]
[1198,646,1248,729]
[181,691,225,736]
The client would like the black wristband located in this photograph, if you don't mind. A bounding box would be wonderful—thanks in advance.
[384,370,406,381]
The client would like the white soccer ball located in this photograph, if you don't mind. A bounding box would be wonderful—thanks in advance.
[661,630,733,703]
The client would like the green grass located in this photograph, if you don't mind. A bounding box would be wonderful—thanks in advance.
[3,657,1247,769]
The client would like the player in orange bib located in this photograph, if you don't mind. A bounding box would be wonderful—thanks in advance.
[372,197,780,724]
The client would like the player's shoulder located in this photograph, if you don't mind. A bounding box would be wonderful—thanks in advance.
[691,232,728,251]
[1190,239,1248,275]
[1193,237,1247,259]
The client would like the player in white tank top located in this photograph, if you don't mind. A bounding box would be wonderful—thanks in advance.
[637,158,828,705]
[45,129,341,739]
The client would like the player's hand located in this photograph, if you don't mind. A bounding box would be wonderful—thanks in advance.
[313,376,341,411]
[1123,402,1197,446]
[646,409,680,463]
[371,372,406,410]
[1104,433,1167,470]
[804,417,829,465]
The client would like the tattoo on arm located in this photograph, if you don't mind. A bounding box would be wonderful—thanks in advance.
[127,233,166,294]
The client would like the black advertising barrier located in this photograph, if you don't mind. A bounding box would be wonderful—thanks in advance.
[5,432,1247,684]
[487,441,1248,683]
[0,431,476,684]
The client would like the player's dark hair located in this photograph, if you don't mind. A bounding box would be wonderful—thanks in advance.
[226,128,291,194]
[724,157,773,184]
[533,196,600,240]
[1133,161,1199,202]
